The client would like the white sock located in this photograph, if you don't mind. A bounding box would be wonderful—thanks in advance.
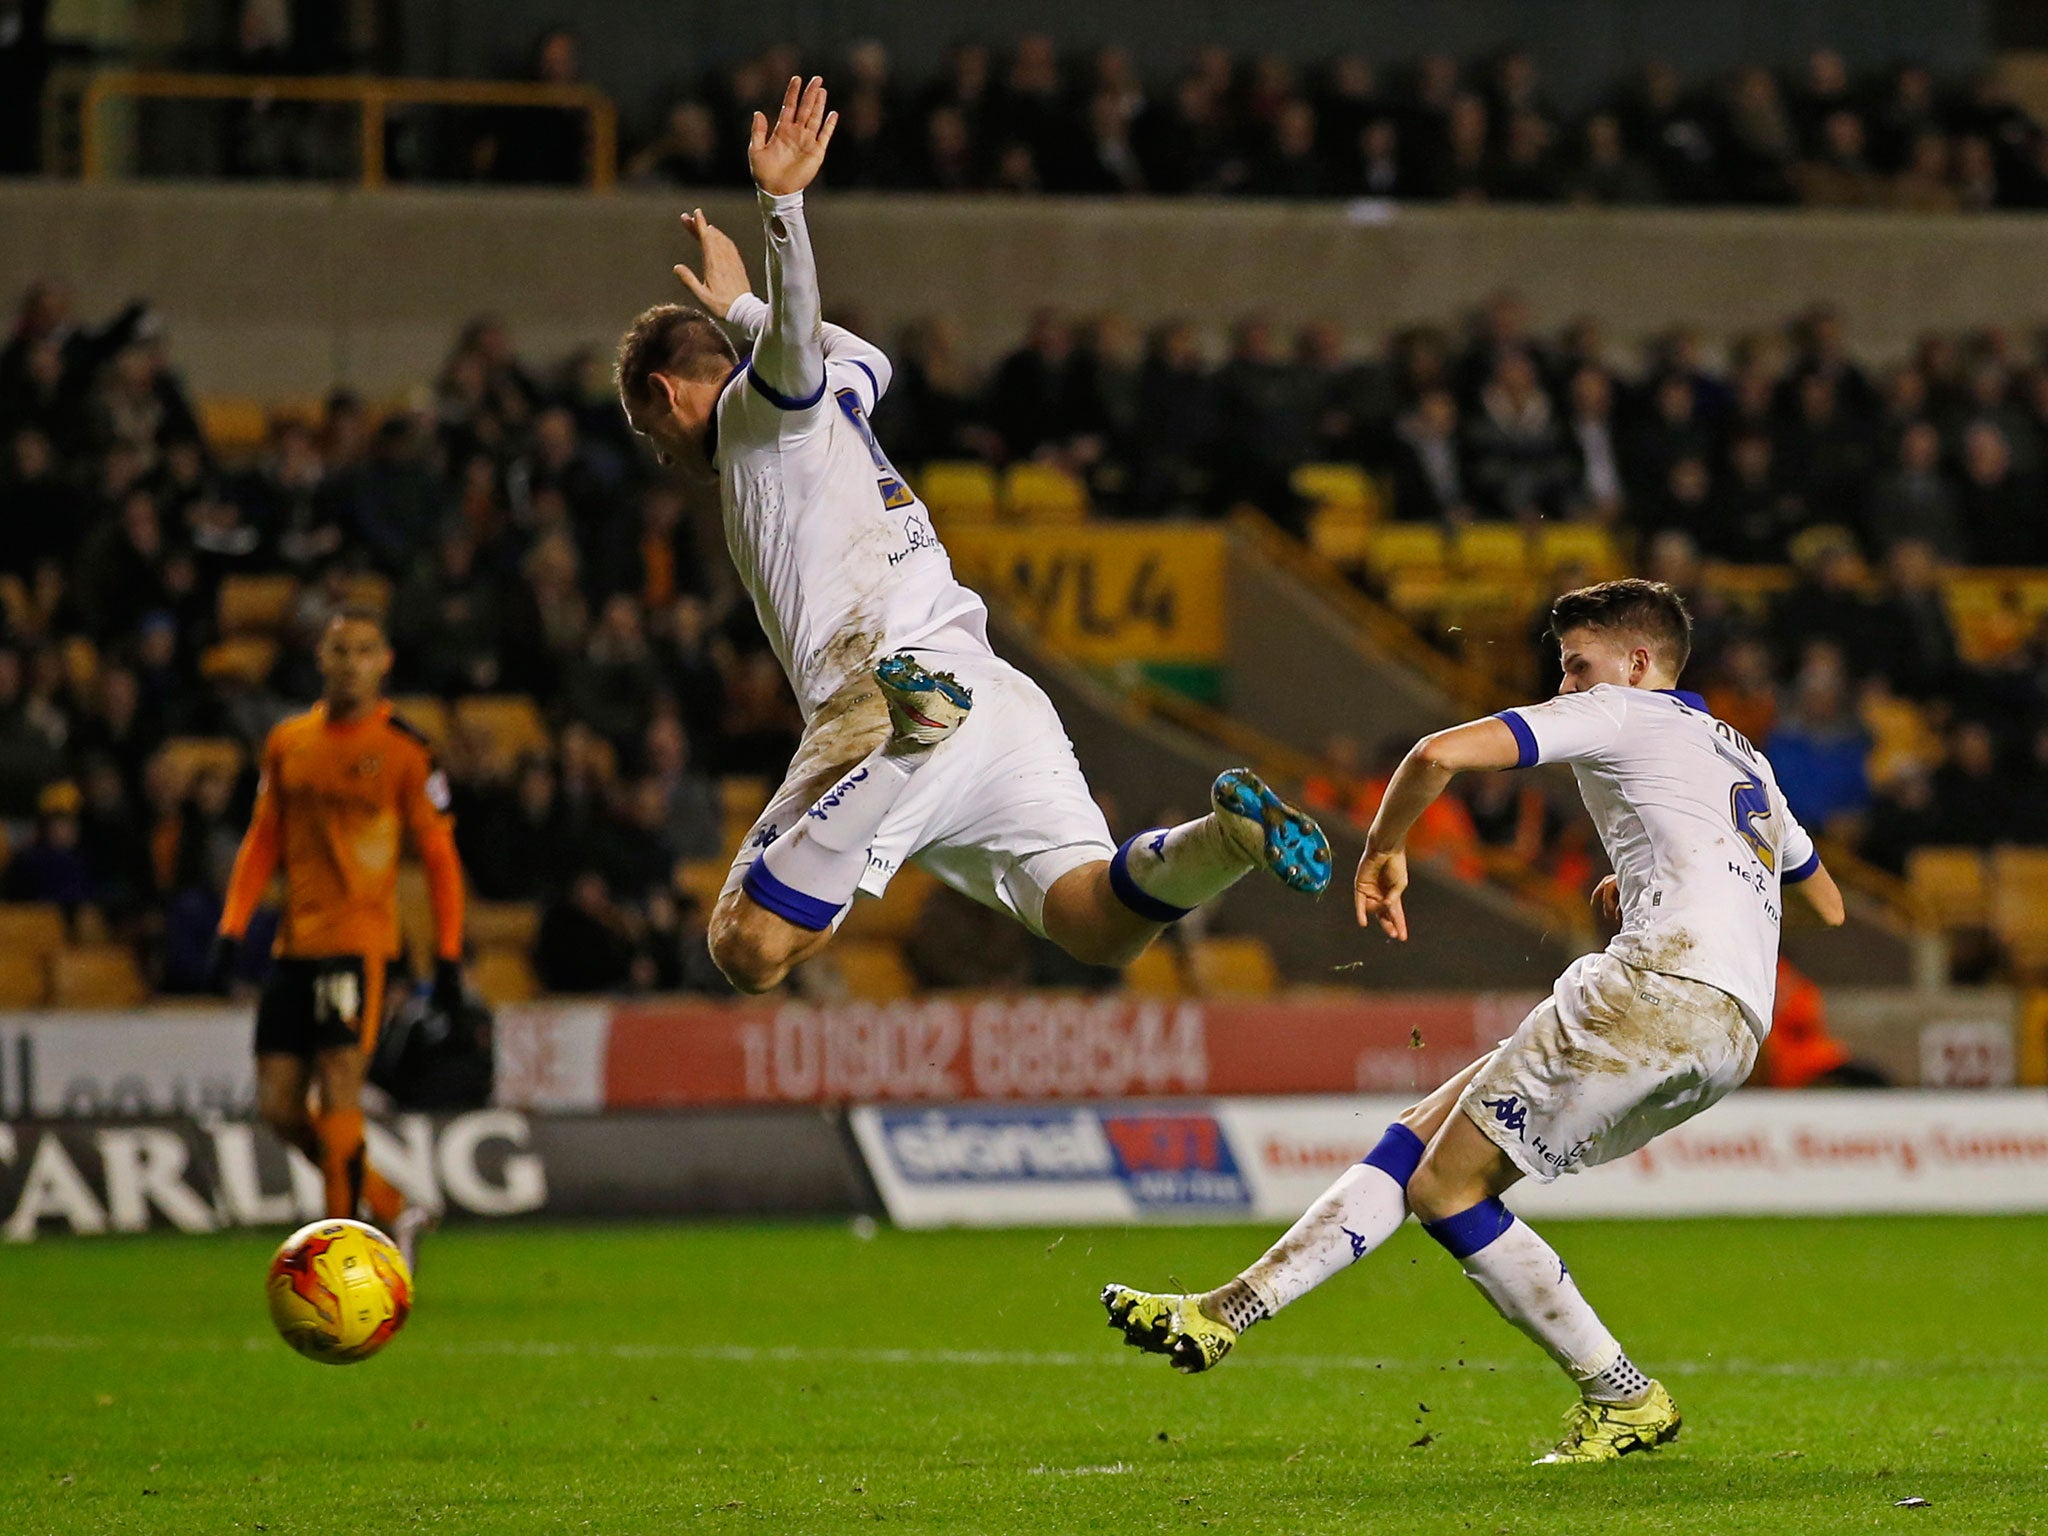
[1429,1204,1630,1389]
[1111,817,1255,920]
[1236,1162,1412,1313]
[1203,1123,1425,1331]
[746,744,926,928]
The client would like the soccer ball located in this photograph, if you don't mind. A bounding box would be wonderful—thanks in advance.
[266,1218,413,1364]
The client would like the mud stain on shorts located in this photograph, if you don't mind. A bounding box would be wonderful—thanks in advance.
[781,661,893,810]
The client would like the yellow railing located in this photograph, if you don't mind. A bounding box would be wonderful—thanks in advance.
[79,71,616,190]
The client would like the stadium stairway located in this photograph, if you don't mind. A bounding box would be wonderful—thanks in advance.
[984,608,1582,990]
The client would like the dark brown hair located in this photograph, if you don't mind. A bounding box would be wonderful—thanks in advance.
[614,303,738,404]
[1548,578,1692,672]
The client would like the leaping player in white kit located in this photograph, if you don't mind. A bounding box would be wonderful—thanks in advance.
[1105,579,1847,1463]
[615,76,1332,996]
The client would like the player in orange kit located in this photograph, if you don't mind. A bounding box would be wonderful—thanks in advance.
[211,607,465,1269]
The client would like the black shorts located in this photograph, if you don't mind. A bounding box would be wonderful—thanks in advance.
[254,956,390,1059]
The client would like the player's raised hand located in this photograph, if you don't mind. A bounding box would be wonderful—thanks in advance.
[1354,847,1410,941]
[749,75,837,196]
[674,209,754,315]
[1591,873,1621,925]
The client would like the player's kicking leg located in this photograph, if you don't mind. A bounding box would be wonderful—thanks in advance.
[1103,1051,1678,1464]
[1035,768,1333,969]
[709,653,974,993]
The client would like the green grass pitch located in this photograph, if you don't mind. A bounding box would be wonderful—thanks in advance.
[4,1215,2045,1534]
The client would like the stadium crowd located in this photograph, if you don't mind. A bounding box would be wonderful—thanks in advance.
[7,10,2048,213]
[4,276,2048,994]
[613,40,2048,213]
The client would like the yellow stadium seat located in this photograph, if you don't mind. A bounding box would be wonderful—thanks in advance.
[0,903,67,960]
[1364,523,1448,577]
[1905,847,1987,930]
[825,940,915,1002]
[1122,943,1183,999]
[453,696,551,769]
[49,945,147,1008]
[341,572,394,616]
[200,637,279,685]
[0,950,49,1008]
[1991,848,2048,974]
[1454,523,1531,574]
[1001,462,1090,523]
[217,574,300,636]
[153,738,246,797]
[918,461,1000,526]
[1307,503,1374,569]
[719,776,772,861]
[61,635,100,695]
[1290,462,1380,516]
[388,695,453,754]
[1187,936,1278,999]
[468,900,540,950]
[839,864,937,942]
[1537,523,1622,576]
[471,946,539,1006]
[675,858,727,914]
[196,398,269,456]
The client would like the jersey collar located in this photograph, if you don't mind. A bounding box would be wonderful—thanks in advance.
[1655,688,1711,713]
[701,358,748,466]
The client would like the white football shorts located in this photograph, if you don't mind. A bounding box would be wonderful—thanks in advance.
[721,648,1116,936]
[1457,950,1759,1183]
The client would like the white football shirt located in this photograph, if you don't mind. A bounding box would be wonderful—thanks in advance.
[712,190,990,720]
[1496,684,1819,1037]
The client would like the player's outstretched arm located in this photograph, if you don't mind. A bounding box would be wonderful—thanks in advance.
[674,209,755,318]
[1792,861,1846,926]
[1355,717,1523,941]
[744,76,837,409]
[678,207,894,402]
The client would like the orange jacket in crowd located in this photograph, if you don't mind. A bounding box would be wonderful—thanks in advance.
[221,701,464,963]
[1759,958,1851,1088]
[1301,772,1487,883]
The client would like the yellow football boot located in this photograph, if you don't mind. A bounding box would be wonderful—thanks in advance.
[1534,1381,1682,1464]
[1100,1284,1238,1374]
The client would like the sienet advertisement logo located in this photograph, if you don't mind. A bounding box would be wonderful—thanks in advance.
[879,1107,1116,1183]
[1099,1112,1249,1210]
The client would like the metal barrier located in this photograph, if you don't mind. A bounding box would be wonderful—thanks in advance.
[78,71,617,190]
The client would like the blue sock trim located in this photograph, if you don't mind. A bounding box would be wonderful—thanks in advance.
[742,860,842,933]
[1422,1198,1517,1260]
[1108,833,1192,925]
[1360,1123,1426,1186]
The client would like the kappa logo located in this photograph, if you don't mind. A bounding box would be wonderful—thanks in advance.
[1147,830,1168,856]
[1342,1226,1370,1259]
[748,822,782,850]
[1479,1095,1528,1136]
[807,768,869,822]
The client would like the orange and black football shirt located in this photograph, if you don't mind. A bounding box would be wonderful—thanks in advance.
[220,701,465,963]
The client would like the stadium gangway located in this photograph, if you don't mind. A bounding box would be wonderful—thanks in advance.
[77,70,617,190]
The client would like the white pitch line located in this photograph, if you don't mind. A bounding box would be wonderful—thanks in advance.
[6,1333,2043,1380]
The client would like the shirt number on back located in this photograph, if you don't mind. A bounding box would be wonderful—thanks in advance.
[835,388,915,509]
[1728,768,1777,873]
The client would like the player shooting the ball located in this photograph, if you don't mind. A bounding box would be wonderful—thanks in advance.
[1106,578,1846,1464]
[615,76,1333,999]
[212,607,461,1271]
